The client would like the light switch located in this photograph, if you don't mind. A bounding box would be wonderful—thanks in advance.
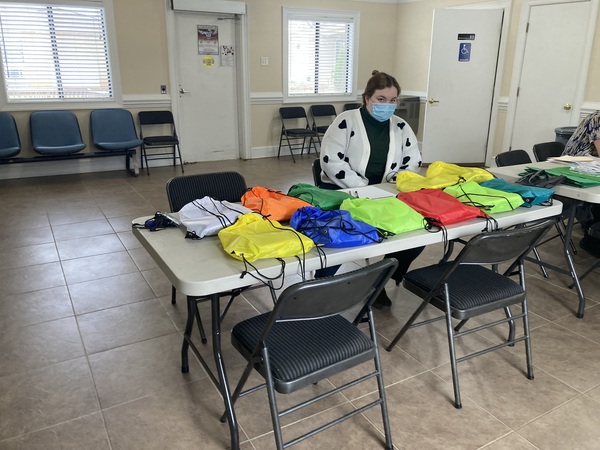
[260,57,269,66]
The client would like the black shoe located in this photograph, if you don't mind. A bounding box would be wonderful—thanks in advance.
[391,273,403,286]
[580,235,600,258]
[373,288,392,310]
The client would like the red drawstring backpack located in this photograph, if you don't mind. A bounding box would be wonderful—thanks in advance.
[397,189,489,228]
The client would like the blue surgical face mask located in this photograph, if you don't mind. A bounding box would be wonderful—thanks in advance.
[370,103,397,122]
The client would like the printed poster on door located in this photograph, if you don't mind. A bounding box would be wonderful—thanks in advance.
[198,25,219,55]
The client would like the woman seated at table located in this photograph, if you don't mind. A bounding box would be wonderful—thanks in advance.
[316,70,423,309]
[562,110,600,157]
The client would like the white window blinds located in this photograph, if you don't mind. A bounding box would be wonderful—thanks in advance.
[286,10,357,98]
[0,2,112,102]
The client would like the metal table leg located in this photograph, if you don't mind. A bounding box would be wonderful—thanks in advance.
[563,202,586,318]
[180,294,239,449]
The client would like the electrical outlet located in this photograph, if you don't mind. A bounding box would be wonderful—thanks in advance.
[260,57,269,66]
[160,85,167,94]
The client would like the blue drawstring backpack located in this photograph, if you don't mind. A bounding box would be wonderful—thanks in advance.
[290,206,382,248]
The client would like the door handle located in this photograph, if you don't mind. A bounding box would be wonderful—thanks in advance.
[179,87,191,95]
[563,103,572,111]
[428,98,440,104]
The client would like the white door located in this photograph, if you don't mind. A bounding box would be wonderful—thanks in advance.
[509,1,591,159]
[421,9,503,164]
[174,12,239,162]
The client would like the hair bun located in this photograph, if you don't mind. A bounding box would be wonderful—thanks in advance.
[371,70,380,76]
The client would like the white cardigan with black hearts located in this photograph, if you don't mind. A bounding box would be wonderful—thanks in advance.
[319,108,422,189]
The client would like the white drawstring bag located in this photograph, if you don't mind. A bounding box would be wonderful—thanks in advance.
[179,196,252,239]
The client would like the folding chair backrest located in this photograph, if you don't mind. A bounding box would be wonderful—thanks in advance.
[495,149,531,167]
[310,104,336,118]
[343,102,361,111]
[532,141,565,162]
[454,218,556,267]
[138,110,175,127]
[272,259,397,320]
[166,171,247,212]
[0,112,21,158]
[279,106,308,121]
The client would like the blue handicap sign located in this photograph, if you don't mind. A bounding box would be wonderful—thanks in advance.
[459,43,471,62]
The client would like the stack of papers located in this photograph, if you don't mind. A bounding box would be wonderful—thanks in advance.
[547,155,596,163]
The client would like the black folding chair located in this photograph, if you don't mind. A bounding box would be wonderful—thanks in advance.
[386,218,557,408]
[277,106,318,162]
[532,141,565,162]
[343,102,361,111]
[165,172,248,343]
[494,149,531,167]
[309,104,337,148]
[227,259,397,450]
[138,110,184,175]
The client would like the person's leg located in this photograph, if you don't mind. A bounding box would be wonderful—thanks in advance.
[374,246,425,309]
[386,246,426,285]
[314,264,340,278]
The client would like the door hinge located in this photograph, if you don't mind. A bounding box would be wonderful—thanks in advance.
[517,87,520,97]
[526,22,529,33]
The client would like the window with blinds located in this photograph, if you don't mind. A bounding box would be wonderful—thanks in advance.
[284,8,359,100]
[0,2,112,102]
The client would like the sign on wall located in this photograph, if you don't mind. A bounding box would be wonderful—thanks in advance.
[198,25,219,55]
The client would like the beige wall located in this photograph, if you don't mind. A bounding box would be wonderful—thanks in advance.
[113,0,170,95]
[6,0,600,162]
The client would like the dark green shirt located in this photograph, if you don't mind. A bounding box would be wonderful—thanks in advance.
[360,107,390,184]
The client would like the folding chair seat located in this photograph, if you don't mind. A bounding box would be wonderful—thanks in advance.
[0,112,21,158]
[30,110,86,155]
[165,172,248,342]
[386,218,556,409]
[138,110,184,175]
[227,259,397,450]
[532,141,565,162]
[309,104,337,148]
[278,106,318,163]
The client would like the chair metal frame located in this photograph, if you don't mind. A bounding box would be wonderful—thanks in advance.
[165,172,249,343]
[309,104,337,149]
[386,218,557,408]
[138,110,184,176]
[227,259,397,450]
[278,106,318,163]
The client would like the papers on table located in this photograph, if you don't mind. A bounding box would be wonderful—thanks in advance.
[351,185,396,199]
[548,155,595,163]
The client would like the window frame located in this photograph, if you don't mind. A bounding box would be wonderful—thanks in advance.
[0,0,122,111]
[282,7,360,104]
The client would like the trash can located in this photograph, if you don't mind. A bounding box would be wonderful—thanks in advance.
[395,95,420,134]
[555,126,577,145]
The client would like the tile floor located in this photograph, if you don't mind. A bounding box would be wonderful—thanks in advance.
[1,155,600,450]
